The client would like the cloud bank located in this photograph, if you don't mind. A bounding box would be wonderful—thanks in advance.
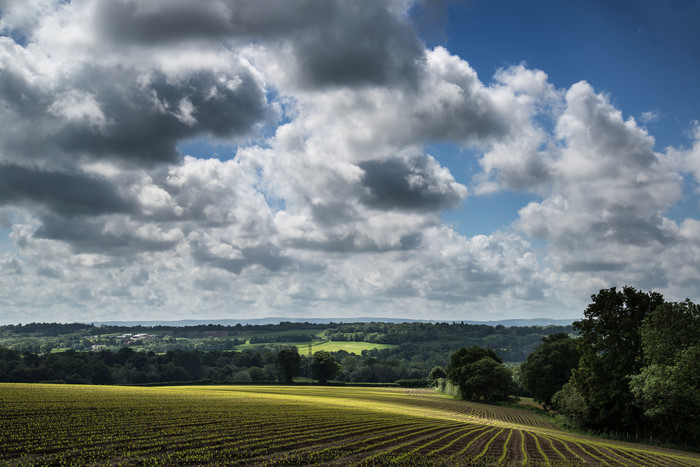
[0,0,698,323]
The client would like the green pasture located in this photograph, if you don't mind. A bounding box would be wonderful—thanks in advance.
[236,339,397,353]
[305,340,397,353]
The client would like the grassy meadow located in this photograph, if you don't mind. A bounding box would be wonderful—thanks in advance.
[1,383,698,466]
[235,338,397,353]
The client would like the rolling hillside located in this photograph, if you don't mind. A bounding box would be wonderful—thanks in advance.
[1,383,697,465]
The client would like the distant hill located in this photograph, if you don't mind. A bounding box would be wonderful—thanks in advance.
[91,317,576,327]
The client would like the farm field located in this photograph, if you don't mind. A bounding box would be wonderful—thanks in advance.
[1,383,698,466]
[236,339,397,353]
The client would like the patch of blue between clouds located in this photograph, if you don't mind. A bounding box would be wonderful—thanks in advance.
[177,138,238,161]
[442,191,537,239]
[427,142,538,239]
[666,174,700,225]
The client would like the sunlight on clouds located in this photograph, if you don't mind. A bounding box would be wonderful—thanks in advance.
[0,0,698,323]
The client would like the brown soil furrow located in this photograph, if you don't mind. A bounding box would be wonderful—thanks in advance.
[472,426,507,463]
[359,426,468,464]
[547,435,583,464]
[427,425,491,456]
[244,424,447,466]
[451,426,499,459]
[409,425,480,455]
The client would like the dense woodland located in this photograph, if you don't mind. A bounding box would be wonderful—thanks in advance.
[0,320,571,386]
[1,286,698,448]
[0,320,573,362]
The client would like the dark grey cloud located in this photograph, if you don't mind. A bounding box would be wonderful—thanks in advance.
[34,215,179,255]
[191,243,246,275]
[291,1,425,88]
[496,156,552,191]
[589,206,673,246]
[359,155,465,211]
[0,62,267,167]
[241,244,291,272]
[57,68,267,164]
[0,164,133,216]
[95,0,332,43]
[562,261,626,273]
[191,241,291,274]
[310,201,358,227]
[289,232,381,253]
[37,265,64,279]
[289,231,423,254]
[94,0,424,88]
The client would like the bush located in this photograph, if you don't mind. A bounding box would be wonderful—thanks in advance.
[395,379,430,388]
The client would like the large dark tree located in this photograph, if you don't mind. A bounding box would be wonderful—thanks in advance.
[630,300,700,446]
[519,333,579,409]
[572,286,664,435]
[276,348,301,383]
[446,346,515,401]
[310,351,340,384]
[428,366,446,381]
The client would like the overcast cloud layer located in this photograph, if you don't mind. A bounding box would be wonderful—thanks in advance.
[1,0,699,323]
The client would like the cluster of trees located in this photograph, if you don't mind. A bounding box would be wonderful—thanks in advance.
[321,321,574,361]
[518,333,580,409]
[438,287,698,448]
[444,347,516,401]
[0,347,285,384]
[0,321,572,361]
[0,344,438,385]
[249,334,317,344]
[551,288,699,446]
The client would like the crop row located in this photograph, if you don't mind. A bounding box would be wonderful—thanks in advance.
[1,384,698,466]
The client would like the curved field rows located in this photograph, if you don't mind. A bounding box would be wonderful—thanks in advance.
[1,384,698,466]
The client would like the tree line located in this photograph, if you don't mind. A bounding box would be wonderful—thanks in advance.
[553,288,698,447]
[1,320,574,361]
[0,344,443,386]
[444,287,697,448]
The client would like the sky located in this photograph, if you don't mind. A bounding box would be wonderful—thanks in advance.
[1,0,699,324]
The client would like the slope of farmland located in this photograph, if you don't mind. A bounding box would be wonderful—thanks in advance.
[1,383,698,466]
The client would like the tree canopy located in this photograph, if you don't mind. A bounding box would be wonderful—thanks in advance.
[571,286,664,434]
[629,300,700,446]
[276,348,300,383]
[310,351,340,384]
[552,287,699,447]
[446,346,515,401]
[519,333,579,409]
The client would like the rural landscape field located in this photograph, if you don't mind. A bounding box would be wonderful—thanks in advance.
[1,383,698,466]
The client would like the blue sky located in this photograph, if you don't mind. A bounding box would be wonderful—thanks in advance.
[440,1,700,147]
[1,0,699,324]
[432,0,700,235]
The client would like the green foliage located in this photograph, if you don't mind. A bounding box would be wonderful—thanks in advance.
[630,300,700,446]
[428,365,446,381]
[394,378,430,388]
[0,321,574,367]
[572,286,664,434]
[446,346,515,401]
[519,333,579,409]
[639,299,700,365]
[551,380,587,429]
[276,348,300,383]
[310,350,340,384]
